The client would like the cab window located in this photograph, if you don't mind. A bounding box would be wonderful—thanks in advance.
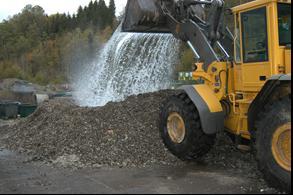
[278,3,291,46]
[241,7,268,63]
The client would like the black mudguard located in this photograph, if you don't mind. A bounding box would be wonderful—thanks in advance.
[180,85,225,135]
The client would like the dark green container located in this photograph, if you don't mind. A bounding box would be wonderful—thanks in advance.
[18,104,37,118]
[52,92,72,98]
[0,102,20,119]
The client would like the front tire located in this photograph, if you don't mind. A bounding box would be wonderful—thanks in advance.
[159,93,215,161]
[255,96,291,192]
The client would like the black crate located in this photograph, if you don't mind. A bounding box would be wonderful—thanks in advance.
[0,101,20,119]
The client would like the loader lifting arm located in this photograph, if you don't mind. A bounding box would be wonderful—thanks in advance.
[122,0,234,70]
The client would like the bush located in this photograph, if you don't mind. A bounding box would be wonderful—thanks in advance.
[0,62,23,79]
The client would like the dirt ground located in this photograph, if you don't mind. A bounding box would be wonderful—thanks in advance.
[0,147,279,194]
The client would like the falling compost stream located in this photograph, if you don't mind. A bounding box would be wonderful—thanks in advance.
[73,27,180,107]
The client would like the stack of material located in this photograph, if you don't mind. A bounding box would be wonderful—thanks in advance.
[0,89,266,187]
[1,90,184,168]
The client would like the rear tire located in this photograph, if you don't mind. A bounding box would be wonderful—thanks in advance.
[159,93,215,161]
[255,96,291,193]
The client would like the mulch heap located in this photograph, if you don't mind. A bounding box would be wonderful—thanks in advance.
[0,90,261,174]
[1,90,185,168]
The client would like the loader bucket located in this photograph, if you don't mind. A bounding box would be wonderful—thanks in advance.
[122,0,171,33]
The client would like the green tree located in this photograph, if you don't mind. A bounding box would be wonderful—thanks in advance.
[92,0,99,26]
[98,0,108,29]
[109,0,116,27]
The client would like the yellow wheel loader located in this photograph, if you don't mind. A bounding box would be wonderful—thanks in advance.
[122,0,291,192]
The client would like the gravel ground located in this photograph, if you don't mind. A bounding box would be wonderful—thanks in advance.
[0,90,280,193]
[0,119,18,128]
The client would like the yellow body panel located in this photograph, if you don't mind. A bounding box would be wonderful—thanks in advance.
[285,49,291,74]
[228,0,291,138]
[232,0,291,12]
[192,0,291,139]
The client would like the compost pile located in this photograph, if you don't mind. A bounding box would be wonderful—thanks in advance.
[1,90,185,168]
[0,90,262,179]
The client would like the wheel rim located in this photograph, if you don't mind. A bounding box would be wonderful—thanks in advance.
[167,112,186,144]
[272,122,291,172]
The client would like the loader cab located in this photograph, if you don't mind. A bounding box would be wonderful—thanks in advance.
[232,0,291,92]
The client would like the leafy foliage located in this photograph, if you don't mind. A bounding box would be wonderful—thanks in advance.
[0,0,117,84]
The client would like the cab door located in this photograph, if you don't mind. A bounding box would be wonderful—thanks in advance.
[239,6,271,92]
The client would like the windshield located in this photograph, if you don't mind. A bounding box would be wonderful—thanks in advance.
[278,3,291,46]
[241,7,268,63]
